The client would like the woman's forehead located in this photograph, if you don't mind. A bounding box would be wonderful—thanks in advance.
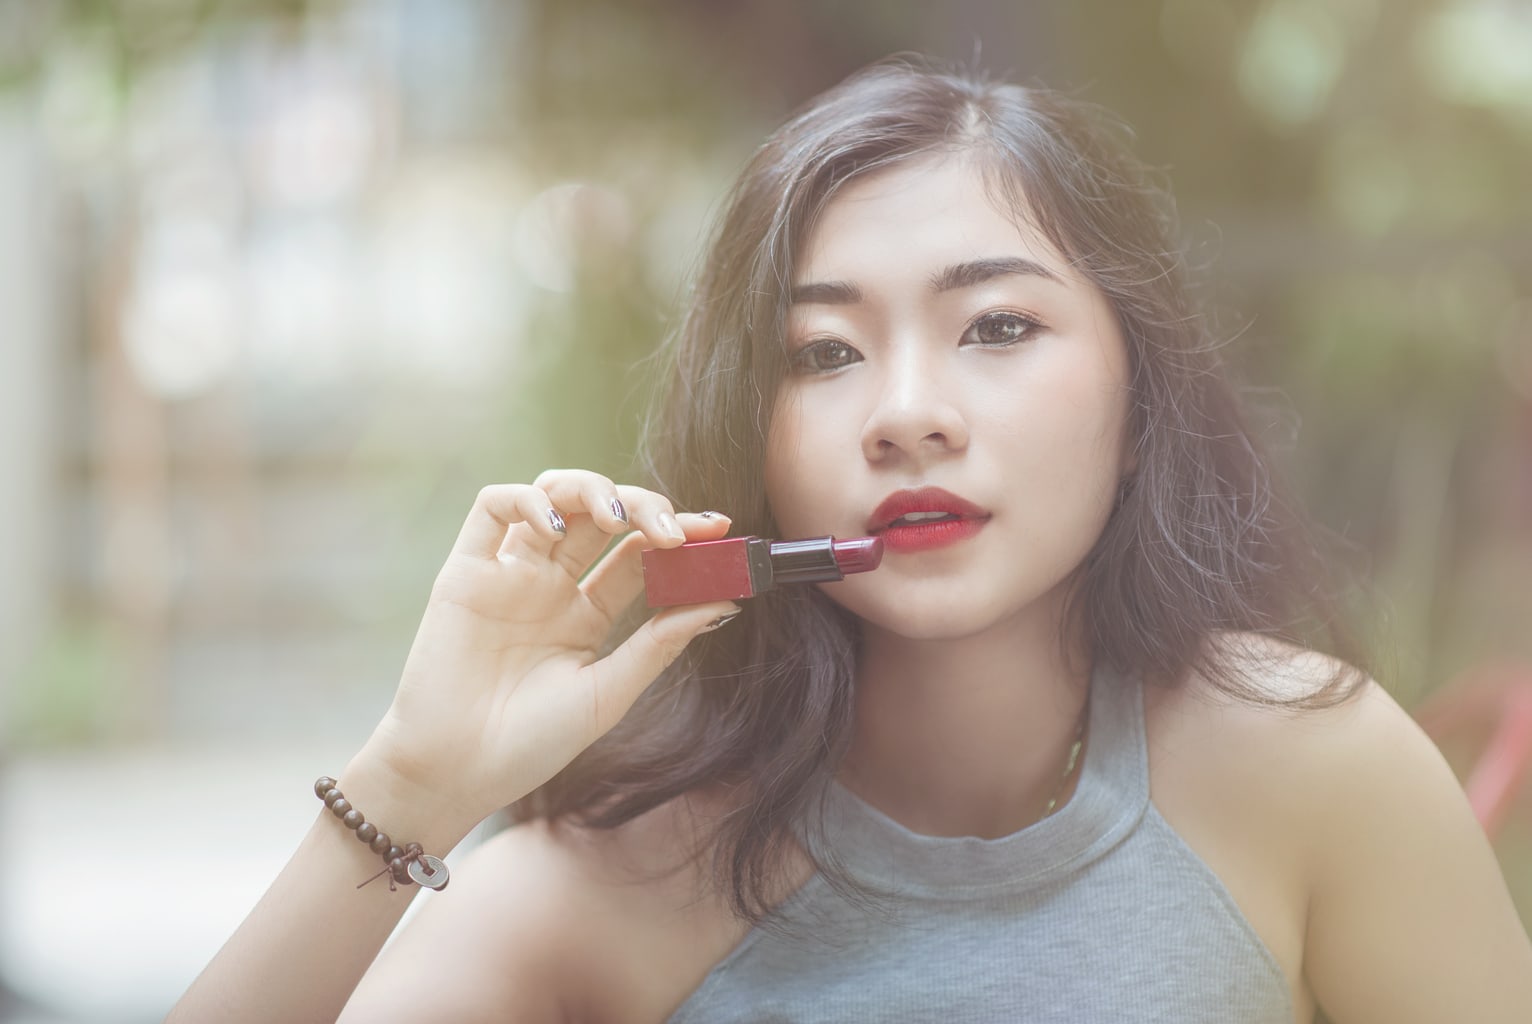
[794,155,1072,285]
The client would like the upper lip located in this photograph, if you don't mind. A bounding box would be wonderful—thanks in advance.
[867,487,989,532]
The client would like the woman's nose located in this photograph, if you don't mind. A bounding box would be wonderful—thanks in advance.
[859,350,970,462]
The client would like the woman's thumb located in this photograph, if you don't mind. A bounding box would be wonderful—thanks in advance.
[584,602,741,734]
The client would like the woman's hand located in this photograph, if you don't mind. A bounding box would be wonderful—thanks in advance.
[348,470,736,832]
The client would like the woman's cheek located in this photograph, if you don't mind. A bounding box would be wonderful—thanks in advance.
[763,401,808,533]
[764,392,839,533]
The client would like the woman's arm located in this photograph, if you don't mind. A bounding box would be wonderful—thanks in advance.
[166,475,737,1024]
[1304,682,1532,1022]
[165,761,479,1024]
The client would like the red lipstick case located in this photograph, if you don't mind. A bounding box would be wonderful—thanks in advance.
[641,535,883,608]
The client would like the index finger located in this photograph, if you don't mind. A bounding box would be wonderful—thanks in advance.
[453,484,567,559]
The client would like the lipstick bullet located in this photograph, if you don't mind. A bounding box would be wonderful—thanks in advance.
[641,535,883,608]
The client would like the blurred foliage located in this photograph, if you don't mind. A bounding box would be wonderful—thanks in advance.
[0,0,321,90]
[10,614,130,745]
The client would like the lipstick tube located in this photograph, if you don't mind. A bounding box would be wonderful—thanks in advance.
[641,535,883,608]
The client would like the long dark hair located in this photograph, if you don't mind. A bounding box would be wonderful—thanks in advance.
[515,56,1367,922]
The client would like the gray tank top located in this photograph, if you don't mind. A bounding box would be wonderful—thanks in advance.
[666,665,1292,1023]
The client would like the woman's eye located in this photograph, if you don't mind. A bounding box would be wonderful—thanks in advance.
[963,311,1042,348]
[790,338,862,373]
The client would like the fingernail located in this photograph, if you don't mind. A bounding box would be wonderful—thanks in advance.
[610,498,628,524]
[658,511,684,541]
[703,610,742,632]
[698,510,727,520]
[547,508,567,534]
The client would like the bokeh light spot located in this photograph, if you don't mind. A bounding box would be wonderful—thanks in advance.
[1236,0,1345,128]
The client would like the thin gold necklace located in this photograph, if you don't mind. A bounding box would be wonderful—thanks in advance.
[1042,693,1090,818]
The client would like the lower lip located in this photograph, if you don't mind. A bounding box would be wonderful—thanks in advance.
[877,517,986,553]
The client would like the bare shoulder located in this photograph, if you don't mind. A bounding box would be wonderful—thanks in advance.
[1145,631,1397,773]
[1140,632,1385,1015]
[341,790,746,1024]
[1145,632,1532,1023]
[1145,631,1456,869]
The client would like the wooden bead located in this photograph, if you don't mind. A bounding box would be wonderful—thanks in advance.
[369,832,392,855]
[404,842,423,857]
[384,845,404,864]
[329,798,352,818]
[314,777,337,799]
[323,789,344,808]
[356,822,378,844]
[342,809,364,830]
[390,858,411,884]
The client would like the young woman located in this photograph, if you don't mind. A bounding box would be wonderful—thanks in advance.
[169,59,1532,1023]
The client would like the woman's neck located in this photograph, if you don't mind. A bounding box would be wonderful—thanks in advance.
[841,606,1091,839]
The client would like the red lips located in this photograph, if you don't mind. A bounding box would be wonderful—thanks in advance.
[867,487,989,553]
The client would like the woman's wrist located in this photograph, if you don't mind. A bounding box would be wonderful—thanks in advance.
[331,748,485,856]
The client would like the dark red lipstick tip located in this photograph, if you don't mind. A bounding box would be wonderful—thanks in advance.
[832,536,883,575]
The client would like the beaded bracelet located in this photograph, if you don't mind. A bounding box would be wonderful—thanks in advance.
[314,776,450,891]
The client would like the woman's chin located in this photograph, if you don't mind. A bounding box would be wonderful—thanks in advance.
[828,594,1012,643]
[819,572,1073,645]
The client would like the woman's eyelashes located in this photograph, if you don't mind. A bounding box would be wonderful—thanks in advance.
[961,310,1044,347]
[789,337,862,374]
[788,310,1046,375]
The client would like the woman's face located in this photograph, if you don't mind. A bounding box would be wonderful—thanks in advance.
[763,155,1135,641]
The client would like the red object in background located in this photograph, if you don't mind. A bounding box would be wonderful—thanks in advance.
[1415,663,1532,840]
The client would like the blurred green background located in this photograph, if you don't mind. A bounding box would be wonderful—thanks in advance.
[1,0,1529,1020]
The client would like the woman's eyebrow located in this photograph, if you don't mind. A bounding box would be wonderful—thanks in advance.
[789,256,1058,306]
[930,256,1060,292]
[789,280,862,306]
